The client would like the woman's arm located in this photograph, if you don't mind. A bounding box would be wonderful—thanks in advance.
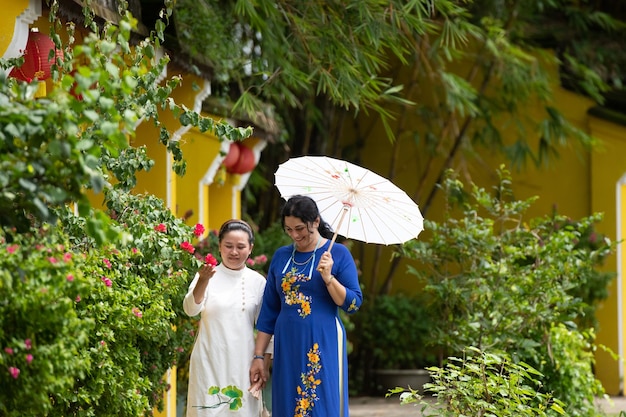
[249,331,273,389]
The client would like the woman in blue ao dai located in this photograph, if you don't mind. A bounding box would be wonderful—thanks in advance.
[250,195,363,417]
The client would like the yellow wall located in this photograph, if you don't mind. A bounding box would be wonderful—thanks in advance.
[0,0,29,57]
[589,116,626,394]
[175,127,222,225]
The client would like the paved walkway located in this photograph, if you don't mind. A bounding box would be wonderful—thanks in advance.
[349,396,626,416]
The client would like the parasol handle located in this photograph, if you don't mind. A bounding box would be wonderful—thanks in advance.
[317,205,349,273]
[327,205,349,252]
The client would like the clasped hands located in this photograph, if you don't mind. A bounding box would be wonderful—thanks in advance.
[248,359,267,399]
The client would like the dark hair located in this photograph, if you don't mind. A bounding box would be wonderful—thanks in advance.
[218,219,255,244]
[281,195,334,239]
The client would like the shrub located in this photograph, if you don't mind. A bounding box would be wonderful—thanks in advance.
[0,189,206,416]
[390,347,568,417]
[348,293,437,394]
[395,166,614,416]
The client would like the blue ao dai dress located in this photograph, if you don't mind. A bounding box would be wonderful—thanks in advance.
[256,240,362,417]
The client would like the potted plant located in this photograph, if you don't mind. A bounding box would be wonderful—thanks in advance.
[349,292,437,395]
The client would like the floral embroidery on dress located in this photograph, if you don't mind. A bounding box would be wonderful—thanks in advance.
[347,297,359,312]
[195,385,243,411]
[282,267,313,318]
[294,343,322,417]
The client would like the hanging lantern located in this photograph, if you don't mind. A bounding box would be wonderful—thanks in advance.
[9,30,62,82]
[229,143,256,174]
[222,142,241,170]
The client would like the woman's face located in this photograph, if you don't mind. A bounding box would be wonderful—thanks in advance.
[219,230,253,270]
[284,215,319,251]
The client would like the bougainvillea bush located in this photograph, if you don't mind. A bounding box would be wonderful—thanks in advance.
[0,188,205,416]
[0,2,253,414]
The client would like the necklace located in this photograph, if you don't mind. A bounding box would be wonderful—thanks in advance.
[292,252,315,266]
[282,236,323,279]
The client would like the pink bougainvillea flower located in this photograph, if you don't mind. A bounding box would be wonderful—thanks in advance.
[101,277,112,287]
[132,307,143,318]
[100,340,106,346]
[48,257,58,264]
[132,247,138,254]
[246,258,255,266]
[8,367,20,379]
[180,241,195,254]
[204,253,218,267]
[4,347,13,355]
[24,339,31,350]
[63,252,72,262]
[255,254,268,264]
[154,223,167,233]
[193,223,205,237]
[75,295,81,303]
[7,245,18,254]
[66,274,74,282]
[103,258,112,269]
[26,354,33,364]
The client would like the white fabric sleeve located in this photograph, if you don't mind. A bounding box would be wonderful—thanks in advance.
[182,272,205,317]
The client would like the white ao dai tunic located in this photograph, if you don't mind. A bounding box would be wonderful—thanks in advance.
[183,264,266,417]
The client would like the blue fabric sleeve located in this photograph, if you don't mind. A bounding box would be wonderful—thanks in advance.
[332,243,363,313]
[256,247,289,334]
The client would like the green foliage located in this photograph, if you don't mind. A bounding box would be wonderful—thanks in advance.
[0,2,255,415]
[537,324,606,416]
[395,166,614,416]
[348,292,437,394]
[0,226,93,415]
[401,167,614,354]
[389,347,567,417]
[0,192,201,415]
[0,2,252,241]
[223,0,622,295]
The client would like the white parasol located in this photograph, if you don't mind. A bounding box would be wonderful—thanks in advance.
[274,156,424,249]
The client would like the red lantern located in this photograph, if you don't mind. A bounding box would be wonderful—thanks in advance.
[222,142,240,170]
[229,143,256,174]
[9,31,62,82]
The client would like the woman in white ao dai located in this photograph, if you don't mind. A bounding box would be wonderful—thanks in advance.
[183,220,268,417]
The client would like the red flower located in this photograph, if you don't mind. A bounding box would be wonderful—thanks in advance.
[154,223,167,233]
[205,253,218,267]
[132,307,143,318]
[193,223,205,237]
[180,241,195,254]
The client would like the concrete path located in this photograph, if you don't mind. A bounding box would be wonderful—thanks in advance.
[349,396,626,416]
